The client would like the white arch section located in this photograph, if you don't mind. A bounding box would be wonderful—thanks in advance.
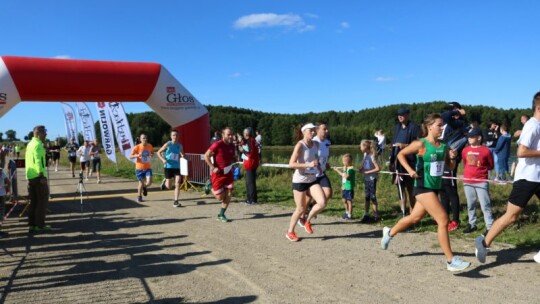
[0,56,209,153]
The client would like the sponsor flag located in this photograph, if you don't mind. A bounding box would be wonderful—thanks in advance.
[60,102,79,145]
[107,102,135,162]
[95,102,117,163]
[76,102,96,142]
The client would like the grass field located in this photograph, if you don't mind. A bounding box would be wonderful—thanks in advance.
[54,148,540,247]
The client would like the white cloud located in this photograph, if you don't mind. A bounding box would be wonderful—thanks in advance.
[53,55,71,59]
[340,21,350,29]
[375,76,396,82]
[229,72,242,78]
[233,13,315,32]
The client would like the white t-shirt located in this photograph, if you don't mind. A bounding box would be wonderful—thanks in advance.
[0,170,8,196]
[313,136,331,177]
[78,146,91,162]
[515,117,540,182]
[375,133,386,149]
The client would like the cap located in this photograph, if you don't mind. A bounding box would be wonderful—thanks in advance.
[301,123,316,132]
[447,101,462,109]
[396,107,410,115]
[467,128,482,137]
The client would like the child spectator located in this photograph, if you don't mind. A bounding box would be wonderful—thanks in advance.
[0,168,12,238]
[359,140,381,222]
[461,128,495,234]
[494,124,511,181]
[333,154,356,220]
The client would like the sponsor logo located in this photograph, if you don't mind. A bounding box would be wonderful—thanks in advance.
[0,92,7,104]
[166,86,176,93]
[109,102,132,152]
[78,106,94,141]
[166,92,195,104]
[98,109,114,155]
[97,102,106,108]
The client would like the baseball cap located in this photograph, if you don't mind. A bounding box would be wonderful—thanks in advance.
[467,128,482,137]
[447,101,462,109]
[396,107,410,115]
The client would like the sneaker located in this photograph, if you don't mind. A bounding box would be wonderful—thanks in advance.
[173,200,181,208]
[297,217,305,228]
[381,226,393,250]
[447,256,471,272]
[462,224,477,234]
[137,196,143,203]
[342,213,349,220]
[29,225,37,233]
[38,225,52,232]
[286,231,299,242]
[482,229,489,237]
[360,215,370,223]
[373,214,380,222]
[72,174,75,178]
[304,221,313,234]
[475,235,489,263]
[160,179,167,191]
[448,221,459,232]
[217,214,230,222]
[97,179,101,184]
[534,251,540,264]
[143,186,148,196]
[204,179,212,195]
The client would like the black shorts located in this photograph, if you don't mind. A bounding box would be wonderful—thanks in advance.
[164,168,181,179]
[52,153,60,161]
[92,158,101,171]
[508,179,540,208]
[68,156,77,164]
[80,161,89,170]
[401,175,414,188]
[316,174,332,189]
[292,181,317,192]
[413,186,439,197]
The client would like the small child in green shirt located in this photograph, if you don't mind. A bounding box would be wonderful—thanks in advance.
[333,153,356,220]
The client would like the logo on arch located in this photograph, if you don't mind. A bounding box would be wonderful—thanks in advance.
[165,86,195,105]
[0,92,7,104]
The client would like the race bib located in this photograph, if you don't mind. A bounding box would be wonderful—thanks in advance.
[169,153,179,161]
[305,167,317,175]
[430,161,444,177]
[141,152,151,164]
[68,151,76,157]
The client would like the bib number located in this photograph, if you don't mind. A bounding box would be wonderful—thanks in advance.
[430,161,444,177]
[169,153,179,161]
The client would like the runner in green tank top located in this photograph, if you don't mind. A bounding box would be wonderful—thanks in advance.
[379,113,470,272]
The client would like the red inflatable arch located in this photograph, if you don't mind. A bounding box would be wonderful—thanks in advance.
[0,56,209,153]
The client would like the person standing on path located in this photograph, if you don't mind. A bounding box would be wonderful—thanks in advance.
[380,114,470,272]
[204,127,237,222]
[475,91,540,265]
[50,141,61,172]
[64,137,79,178]
[239,127,260,205]
[286,123,326,242]
[25,125,51,233]
[130,133,154,203]
[157,130,184,207]
[90,140,102,183]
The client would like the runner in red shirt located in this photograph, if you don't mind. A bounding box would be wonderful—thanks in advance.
[204,127,237,222]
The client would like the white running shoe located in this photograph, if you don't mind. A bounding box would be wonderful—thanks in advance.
[534,251,540,264]
[381,226,393,250]
[475,235,489,263]
[447,257,470,272]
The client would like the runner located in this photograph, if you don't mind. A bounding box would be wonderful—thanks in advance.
[157,130,184,207]
[286,123,327,242]
[50,140,61,172]
[90,140,102,183]
[204,127,237,222]
[475,91,540,264]
[130,133,154,203]
[77,141,92,180]
[64,137,79,178]
[380,113,470,271]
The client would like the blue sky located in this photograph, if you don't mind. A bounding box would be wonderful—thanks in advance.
[1,0,539,140]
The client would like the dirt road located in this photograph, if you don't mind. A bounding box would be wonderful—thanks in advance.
[1,167,538,303]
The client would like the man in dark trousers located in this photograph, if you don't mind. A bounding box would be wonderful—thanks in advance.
[25,125,50,233]
[389,107,419,216]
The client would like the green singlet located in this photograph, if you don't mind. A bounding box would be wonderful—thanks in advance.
[414,138,446,190]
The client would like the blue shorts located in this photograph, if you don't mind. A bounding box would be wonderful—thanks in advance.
[135,169,153,181]
[342,190,355,201]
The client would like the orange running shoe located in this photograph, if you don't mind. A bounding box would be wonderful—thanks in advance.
[304,221,313,234]
[286,231,299,242]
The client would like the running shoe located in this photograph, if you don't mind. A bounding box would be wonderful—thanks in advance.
[360,215,370,223]
[534,251,540,264]
[204,179,212,195]
[448,220,459,232]
[97,179,101,184]
[137,196,143,203]
[143,186,148,196]
[475,235,489,263]
[286,231,299,242]
[297,217,305,228]
[173,200,181,208]
[342,213,349,219]
[446,257,471,272]
[160,179,167,190]
[462,224,477,234]
[28,225,37,233]
[217,214,230,223]
[381,226,393,250]
[304,221,313,234]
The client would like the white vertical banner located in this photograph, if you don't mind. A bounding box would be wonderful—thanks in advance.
[107,102,135,162]
[76,102,96,142]
[96,102,117,163]
[60,102,79,145]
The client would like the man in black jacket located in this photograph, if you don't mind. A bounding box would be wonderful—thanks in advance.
[389,107,419,216]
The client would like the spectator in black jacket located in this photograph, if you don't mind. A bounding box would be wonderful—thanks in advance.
[389,107,419,216]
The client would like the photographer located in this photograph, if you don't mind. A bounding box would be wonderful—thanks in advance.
[439,102,468,231]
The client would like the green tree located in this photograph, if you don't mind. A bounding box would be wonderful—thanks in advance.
[5,129,16,141]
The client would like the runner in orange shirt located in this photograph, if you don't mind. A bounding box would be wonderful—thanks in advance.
[130,133,154,203]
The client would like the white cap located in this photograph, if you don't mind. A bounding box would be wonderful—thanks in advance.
[301,123,316,132]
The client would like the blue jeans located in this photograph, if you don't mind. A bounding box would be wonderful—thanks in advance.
[496,156,509,180]
[464,182,494,229]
